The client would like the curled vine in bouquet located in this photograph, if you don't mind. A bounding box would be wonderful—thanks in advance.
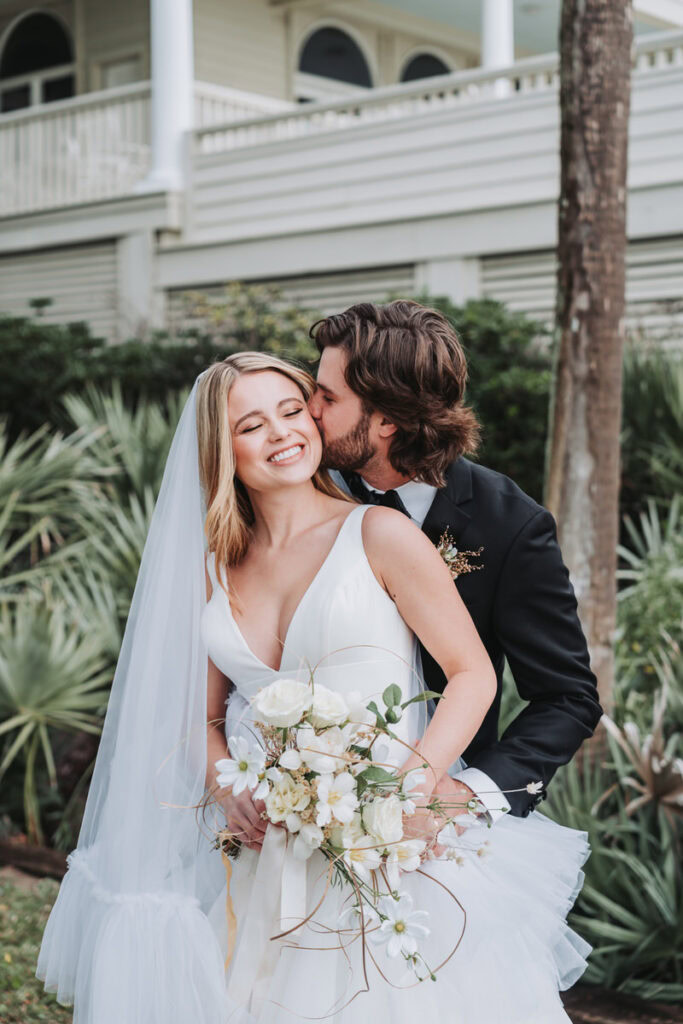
[201,665,543,988]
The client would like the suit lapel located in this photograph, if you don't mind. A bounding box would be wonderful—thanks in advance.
[421,458,473,544]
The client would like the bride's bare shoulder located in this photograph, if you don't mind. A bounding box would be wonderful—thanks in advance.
[361,505,434,556]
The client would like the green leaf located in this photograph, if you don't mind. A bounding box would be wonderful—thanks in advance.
[401,690,442,708]
[366,700,386,727]
[382,684,402,709]
[358,766,396,784]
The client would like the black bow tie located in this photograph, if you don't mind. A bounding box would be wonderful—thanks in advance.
[344,473,411,518]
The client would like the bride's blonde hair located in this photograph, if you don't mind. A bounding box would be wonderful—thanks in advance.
[196,352,349,597]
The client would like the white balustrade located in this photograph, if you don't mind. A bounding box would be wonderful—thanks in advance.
[195,28,683,157]
[0,28,681,217]
[0,80,291,216]
[0,82,151,216]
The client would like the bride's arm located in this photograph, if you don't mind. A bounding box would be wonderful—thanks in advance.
[205,557,232,790]
[362,507,497,793]
[204,558,266,850]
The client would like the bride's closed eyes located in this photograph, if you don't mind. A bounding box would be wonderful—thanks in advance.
[235,403,305,435]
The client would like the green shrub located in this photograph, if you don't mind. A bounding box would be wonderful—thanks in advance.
[616,498,683,730]
[620,346,683,521]
[0,282,318,443]
[545,709,683,1003]
[420,297,552,501]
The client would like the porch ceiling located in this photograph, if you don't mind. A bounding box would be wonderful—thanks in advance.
[353,0,683,55]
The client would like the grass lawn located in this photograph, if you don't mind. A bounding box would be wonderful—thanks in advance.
[0,871,72,1023]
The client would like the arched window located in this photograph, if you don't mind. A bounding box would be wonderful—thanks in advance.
[298,27,372,101]
[401,53,451,83]
[0,13,75,113]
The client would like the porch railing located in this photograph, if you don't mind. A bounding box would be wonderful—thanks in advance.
[0,81,292,216]
[1,28,682,217]
[195,28,683,157]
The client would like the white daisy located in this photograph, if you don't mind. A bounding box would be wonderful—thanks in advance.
[252,766,282,802]
[374,893,430,958]
[339,900,380,930]
[401,769,426,816]
[215,735,265,795]
[315,772,359,827]
[342,836,382,883]
[386,839,426,889]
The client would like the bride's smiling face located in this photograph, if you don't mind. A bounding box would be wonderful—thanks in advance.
[228,370,322,492]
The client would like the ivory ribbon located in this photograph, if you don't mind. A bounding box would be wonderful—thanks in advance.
[221,848,238,970]
[225,824,308,1009]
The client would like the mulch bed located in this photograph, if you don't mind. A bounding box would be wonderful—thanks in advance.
[563,985,683,1024]
[0,841,67,879]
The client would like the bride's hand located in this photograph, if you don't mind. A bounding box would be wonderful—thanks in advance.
[219,789,267,851]
[403,805,445,858]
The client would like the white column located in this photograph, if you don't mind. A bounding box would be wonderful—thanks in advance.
[139,0,194,192]
[117,231,165,336]
[481,0,514,97]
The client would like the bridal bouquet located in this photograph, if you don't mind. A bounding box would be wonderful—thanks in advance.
[212,674,488,981]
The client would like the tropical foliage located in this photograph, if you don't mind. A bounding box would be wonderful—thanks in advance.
[1,290,682,1001]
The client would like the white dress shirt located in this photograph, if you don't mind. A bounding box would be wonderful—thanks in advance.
[360,475,511,825]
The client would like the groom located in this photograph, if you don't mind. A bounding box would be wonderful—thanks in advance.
[308,300,602,823]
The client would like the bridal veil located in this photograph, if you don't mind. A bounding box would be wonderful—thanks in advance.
[36,374,230,1022]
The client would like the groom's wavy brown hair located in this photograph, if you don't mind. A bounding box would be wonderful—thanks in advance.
[311,300,480,487]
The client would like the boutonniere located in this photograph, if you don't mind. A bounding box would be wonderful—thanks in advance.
[437,528,484,580]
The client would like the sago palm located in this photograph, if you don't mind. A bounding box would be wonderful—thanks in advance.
[62,383,186,503]
[0,596,112,845]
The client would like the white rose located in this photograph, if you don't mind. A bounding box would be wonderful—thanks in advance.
[293,822,324,860]
[362,794,404,847]
[252,678,313,728]
[339,806,362,847]
[310,685,349,728]
[297,724,348,774]
[330,811,364,849]
[265,774,311,824]
[279,748,303,771]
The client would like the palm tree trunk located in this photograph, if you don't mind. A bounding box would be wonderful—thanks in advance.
[546,0,633,713]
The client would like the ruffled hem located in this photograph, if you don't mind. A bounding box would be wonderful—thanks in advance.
[208,809,592,1024]
[37,811,591,1024]
[36,849,228,1024]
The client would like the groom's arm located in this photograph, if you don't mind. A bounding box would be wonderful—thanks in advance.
[466,508,603,818]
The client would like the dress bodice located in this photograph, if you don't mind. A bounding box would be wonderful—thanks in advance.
[200,505,422,749]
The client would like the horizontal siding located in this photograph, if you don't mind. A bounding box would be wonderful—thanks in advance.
[194,0,287,99]
[481,238,683,346]
[0,241,119,342]
[188,94,561,243]
[83,0,150,84]
[187,65,683,245]
[167,264,416,326]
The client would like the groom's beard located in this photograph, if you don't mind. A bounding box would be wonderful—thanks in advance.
[320,410,377,472]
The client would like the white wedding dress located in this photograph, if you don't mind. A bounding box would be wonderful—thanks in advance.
[201,504,591,1024]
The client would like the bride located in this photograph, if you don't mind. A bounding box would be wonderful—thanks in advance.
[37,352,591,1024]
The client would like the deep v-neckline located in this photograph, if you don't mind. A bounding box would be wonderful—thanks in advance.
[224,505,362,674]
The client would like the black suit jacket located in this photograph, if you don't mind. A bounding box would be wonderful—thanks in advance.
[416,458,602,817]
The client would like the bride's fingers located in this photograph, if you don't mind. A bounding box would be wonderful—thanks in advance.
[229,816,262,850]
[235,792,267,831]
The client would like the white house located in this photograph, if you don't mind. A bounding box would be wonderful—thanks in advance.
[1,0,682,344]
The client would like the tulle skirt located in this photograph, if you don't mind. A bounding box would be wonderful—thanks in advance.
[206,809,591,1024]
